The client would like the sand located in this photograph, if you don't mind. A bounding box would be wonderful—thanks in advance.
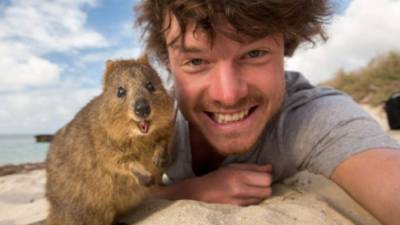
[0,104,398,225]
[0,170,383,225]
[0,170,47,225]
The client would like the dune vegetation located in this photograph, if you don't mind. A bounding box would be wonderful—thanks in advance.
[322,51,400,106]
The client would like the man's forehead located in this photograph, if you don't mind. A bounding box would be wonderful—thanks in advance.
[166,32,270,53]
[166,32,210,52]
[165,29,264,54]
[163,12,283,53]
[165,19,210,49]
[164,13,252,51]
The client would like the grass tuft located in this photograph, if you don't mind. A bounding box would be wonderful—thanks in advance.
[321,51,400,106]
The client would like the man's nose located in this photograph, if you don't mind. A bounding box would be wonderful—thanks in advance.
[208,62,248,106]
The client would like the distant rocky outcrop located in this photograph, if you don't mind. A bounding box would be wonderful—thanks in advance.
[0,162,46,176]
[35,135,53,143]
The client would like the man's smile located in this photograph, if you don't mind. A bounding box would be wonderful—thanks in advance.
[204,106,258,124]
[204,103,258,128]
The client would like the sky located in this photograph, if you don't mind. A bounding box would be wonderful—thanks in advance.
[0,0,399,135]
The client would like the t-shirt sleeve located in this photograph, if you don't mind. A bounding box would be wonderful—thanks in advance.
[283,95,400,178]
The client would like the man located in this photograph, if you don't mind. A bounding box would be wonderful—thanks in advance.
[136,1,400,224]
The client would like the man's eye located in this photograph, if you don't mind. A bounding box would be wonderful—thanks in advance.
[246,50,266,58]
[182,58,208,73]
[188,58,204,66]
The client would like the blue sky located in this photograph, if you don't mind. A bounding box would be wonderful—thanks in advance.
[1,0,399,135]
[0,0,144,134]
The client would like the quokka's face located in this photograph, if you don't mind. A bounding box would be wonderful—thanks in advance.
[102,59,174,139]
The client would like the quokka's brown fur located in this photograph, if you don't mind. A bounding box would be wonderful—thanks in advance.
[45,56,175,225]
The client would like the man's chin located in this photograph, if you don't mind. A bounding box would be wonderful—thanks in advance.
[197,122,258,155]
[207,137,255,156]
[216,146,252,156]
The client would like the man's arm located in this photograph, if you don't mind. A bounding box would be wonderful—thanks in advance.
[152,163,273,206]
[331,148,400,225]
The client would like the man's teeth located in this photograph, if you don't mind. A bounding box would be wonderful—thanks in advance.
[212,110,249,124]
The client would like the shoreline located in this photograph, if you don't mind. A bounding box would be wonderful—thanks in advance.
[0,162,46,177]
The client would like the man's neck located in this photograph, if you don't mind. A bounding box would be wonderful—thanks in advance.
[189,124,225,176]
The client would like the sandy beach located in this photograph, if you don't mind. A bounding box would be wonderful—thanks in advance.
[0,104,398,225]
[0,170,47,225]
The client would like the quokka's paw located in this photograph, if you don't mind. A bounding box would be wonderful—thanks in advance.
[152,145,170,168]
[152,154,169,168]
[132,167,154,186]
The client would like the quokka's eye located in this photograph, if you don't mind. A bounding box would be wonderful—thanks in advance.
[145,81,155,93]
[117,87,126,98]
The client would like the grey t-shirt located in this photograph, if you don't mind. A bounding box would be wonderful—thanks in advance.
[163,71,400,184]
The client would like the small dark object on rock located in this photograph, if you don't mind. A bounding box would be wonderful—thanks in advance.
[384,92,400,130]
[113,222,129,225]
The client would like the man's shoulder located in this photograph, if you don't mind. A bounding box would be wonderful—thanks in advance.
[277,72,399,178]
[281,71,368,132]
[283,71,348,112]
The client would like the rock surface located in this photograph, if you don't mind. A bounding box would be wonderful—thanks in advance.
[0,162,45,177]
[22,172,380,225]
[26,194,355,225]
[120,189,355,225]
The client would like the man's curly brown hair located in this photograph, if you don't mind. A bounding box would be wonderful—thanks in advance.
[136,0,332,65]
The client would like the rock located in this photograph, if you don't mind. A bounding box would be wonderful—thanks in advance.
[116,186,355,225]
[34,135,53,143]
[0,162,46,176]
[16,171,379,225]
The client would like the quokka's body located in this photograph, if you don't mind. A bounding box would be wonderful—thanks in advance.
[46,57,174,225]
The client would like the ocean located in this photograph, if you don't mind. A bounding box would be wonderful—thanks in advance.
[0,135,49,166]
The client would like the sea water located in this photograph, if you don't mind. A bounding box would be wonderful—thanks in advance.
[0,135,49,166]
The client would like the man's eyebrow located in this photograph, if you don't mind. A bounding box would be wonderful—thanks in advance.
[167,39,205,53]
[177,46,204,53]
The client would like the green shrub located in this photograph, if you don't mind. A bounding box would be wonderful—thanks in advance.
[321,51,400,106]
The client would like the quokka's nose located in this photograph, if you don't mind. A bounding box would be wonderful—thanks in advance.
[134,98,151,118]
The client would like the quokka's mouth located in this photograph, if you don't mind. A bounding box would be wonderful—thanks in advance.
[138,120,150,134]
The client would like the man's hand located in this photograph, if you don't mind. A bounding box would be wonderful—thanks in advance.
[152,163,273,206]
[192,163,273,205]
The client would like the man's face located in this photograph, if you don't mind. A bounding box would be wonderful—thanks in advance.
[165,18,286,156]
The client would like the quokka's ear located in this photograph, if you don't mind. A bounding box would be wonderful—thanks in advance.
[106,59,114,68]
[103,59,116,90]
[136,54,149,65]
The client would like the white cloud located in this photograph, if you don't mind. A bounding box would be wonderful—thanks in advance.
[286,0,400,84]
[0,81,101,134]
[81,47,143,63]
[0,42,61,91]
[80,19,145,64]
[0,0,106,52]
[0,0,110,134]
[0,0,107,91]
